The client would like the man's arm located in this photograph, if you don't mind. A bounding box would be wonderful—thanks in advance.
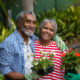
[4,71,25,80]
[0,46,25,80]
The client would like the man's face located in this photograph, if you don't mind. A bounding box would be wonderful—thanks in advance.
[20,14,36,36]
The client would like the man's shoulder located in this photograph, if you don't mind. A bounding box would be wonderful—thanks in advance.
[0,30,19,47]
[2,31,15,42]
[30,34,38,41]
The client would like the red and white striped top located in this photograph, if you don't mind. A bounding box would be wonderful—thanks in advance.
[34,40,64,80]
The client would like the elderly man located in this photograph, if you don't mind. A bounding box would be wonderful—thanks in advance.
[0,11,38,80]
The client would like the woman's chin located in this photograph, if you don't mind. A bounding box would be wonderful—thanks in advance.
[42,38,51,42]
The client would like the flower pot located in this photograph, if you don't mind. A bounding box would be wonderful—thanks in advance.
[37,66,54,76]
[46,66,54,73]
[37,68,48,75]
[65,68,77,75]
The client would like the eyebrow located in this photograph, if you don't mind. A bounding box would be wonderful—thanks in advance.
[26,19,36,22]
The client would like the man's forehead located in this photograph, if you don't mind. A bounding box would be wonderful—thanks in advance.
[23,13,36,21]
[23,13,35,20]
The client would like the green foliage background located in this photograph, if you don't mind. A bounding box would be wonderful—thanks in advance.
[0,5,80,43]
[35,6,80,43]
[0,0,80,79]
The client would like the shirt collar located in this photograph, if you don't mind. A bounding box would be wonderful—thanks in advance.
[14,29,38,44]
[24,37,31,46]
[14,29,24,44]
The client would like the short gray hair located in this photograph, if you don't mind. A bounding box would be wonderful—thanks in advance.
[16,10,36,23]
[39,19,58,33]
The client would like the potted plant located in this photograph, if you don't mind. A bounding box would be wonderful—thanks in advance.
[25,52,54,80]
[32,51,54,76]
[61,48,80,75]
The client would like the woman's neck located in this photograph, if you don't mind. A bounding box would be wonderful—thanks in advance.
[38,39,52,46]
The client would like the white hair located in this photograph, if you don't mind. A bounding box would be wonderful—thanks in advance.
[39,19,58,33]
[16,10,36,23]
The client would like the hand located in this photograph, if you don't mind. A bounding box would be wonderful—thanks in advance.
[64,73,80,80]
[4,71,25,80]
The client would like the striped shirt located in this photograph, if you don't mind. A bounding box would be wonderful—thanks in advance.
[34,40,64,80]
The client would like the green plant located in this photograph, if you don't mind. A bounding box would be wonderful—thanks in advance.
[0,0,16,42]
[61,48,80,72]
[24,52,54,80]
[32,51,54,73]
[35,6,80,43]
[0,74,4,80]
[0,22,15,42]
[25,72,40,80]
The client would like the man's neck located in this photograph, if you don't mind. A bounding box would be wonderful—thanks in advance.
[18,29,28,44]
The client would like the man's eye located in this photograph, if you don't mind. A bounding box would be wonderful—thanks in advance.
[33,21,36,24]
[25,20,36,24]
[26,20,31,23]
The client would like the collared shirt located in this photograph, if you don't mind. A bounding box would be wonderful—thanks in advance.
[23,38,33,74]
[0,29,38,75]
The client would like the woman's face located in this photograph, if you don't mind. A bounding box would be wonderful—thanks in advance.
[40,22,55,41]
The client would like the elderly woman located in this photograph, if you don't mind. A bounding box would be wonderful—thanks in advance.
[34,19,64,80]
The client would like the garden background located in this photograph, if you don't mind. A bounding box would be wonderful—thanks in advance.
[0,0,80,79]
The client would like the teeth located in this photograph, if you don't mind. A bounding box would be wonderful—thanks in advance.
[44,34,49,37]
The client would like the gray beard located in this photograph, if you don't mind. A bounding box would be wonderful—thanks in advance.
[20,26,35,36]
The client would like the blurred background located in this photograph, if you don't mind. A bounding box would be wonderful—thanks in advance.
[0,0,80,79]
[0,0,80,52]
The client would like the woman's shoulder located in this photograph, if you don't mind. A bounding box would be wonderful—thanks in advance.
[51,40,63,52]
[34,40,40,46]
[34,40,39,43]
[51,40,57,45]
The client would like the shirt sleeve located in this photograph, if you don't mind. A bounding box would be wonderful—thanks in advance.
[0,47,14,75]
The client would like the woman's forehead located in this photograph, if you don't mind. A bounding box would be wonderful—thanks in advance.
[42,22,54,27]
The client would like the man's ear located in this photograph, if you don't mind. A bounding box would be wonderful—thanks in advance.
[17,22,21,28]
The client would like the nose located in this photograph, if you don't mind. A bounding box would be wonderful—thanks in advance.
[30,21,36,28]
[46,29,50,34]
[30,21,34,26]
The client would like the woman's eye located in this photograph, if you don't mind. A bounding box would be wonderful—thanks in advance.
[50,29,54,32]
[43,27,48,29]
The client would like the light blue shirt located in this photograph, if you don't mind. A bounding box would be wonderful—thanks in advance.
[0,30,38,75]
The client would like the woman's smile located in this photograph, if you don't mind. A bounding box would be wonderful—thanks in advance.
[40,22,54,41]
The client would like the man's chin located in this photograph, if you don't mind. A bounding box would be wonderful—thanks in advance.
[24,32,34,36]
[27,33,33,36]
[21,28,34,36]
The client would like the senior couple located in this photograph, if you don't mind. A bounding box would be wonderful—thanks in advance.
[0,10,77,80]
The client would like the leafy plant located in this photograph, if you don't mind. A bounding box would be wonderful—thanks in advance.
[25,72,40,80]
[61,48,80,72]
[0,0,16,42]
[32,51,54,74]
[0,74,4,80]
[0,22,15,42]
[35,6,80,43]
